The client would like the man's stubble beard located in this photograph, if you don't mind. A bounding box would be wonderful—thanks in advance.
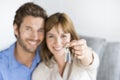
[17,34,39,54]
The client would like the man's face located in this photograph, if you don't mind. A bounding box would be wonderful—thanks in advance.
[14,16,44,53]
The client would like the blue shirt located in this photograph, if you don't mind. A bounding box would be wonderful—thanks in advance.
[0,43,40,80]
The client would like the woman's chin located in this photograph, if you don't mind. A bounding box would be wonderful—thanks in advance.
[54,52,64,56]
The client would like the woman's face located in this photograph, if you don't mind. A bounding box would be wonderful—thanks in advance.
[46,24,71,57]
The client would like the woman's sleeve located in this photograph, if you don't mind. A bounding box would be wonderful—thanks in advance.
[75,51,100,70]
[75,51,100,80]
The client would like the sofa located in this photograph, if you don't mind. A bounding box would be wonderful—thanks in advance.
[80,35,120,80]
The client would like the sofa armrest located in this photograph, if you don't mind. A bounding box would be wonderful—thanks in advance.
[97,42,120,80]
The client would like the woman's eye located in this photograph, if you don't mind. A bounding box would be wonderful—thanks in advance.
[61,35,67,38]
[48,35,54,38]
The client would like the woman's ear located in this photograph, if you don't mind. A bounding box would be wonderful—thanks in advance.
[13,24,19,37]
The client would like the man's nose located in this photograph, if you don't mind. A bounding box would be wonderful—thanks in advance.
[32,31,39,40]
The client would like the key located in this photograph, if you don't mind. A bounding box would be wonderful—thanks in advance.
[64,47,71,63]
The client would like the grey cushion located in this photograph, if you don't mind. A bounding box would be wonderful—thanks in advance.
[78,35,120,80]
[97,42,120,80]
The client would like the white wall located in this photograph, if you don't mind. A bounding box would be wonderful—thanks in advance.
[0,0,120,51]
[0,0,32,51]
[34,0,120,42]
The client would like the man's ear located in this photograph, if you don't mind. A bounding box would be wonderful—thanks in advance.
[13,24,19,37]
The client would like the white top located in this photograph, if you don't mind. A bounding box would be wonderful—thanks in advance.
[32,52,99,80]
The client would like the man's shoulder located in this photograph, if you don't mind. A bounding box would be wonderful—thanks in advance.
[0,47,9,54]
[0,50,9,70]
[0,43,15,61]
[0,48,9,58]
[0,49,10,64]
[0,44,14,78]
[0,43,15,53]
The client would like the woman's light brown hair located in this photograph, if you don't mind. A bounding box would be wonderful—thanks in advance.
[40,12,80,67]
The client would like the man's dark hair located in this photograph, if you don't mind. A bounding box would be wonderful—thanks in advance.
[13,2,47,28]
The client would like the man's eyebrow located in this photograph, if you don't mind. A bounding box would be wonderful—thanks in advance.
[26,26,31,28]
[39,27,44,30]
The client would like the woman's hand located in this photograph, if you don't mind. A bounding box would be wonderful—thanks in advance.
[66,39,94,66]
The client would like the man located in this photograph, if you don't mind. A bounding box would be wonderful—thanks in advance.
[0,2,47,80]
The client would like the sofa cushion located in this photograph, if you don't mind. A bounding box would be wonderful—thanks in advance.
[97,42,120,80]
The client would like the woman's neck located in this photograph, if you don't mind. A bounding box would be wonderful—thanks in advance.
[54,55,66,76]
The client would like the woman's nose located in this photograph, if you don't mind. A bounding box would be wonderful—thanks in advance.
[55,37,62,45]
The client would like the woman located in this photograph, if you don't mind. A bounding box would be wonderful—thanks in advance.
[32,13,99,80]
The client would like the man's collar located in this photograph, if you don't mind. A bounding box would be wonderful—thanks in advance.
[9,42,40,69]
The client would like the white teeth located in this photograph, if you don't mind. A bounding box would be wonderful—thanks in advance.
[54,47,62,51]
[28,41,37,45]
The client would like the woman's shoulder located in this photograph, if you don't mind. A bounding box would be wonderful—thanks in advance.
[35,62,49,72]
[32,62,49,80]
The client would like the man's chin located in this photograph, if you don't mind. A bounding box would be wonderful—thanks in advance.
[27,50,36,54]
[25,47,37,54]
[25,44,39,53]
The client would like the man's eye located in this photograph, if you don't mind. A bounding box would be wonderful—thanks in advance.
[26,27,31,30]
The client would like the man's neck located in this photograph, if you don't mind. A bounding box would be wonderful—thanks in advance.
[14,43,36,68]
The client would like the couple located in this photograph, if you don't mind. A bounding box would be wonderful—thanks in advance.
[0,2,99,80]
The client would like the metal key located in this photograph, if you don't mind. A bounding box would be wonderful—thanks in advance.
[64,47,71,63]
